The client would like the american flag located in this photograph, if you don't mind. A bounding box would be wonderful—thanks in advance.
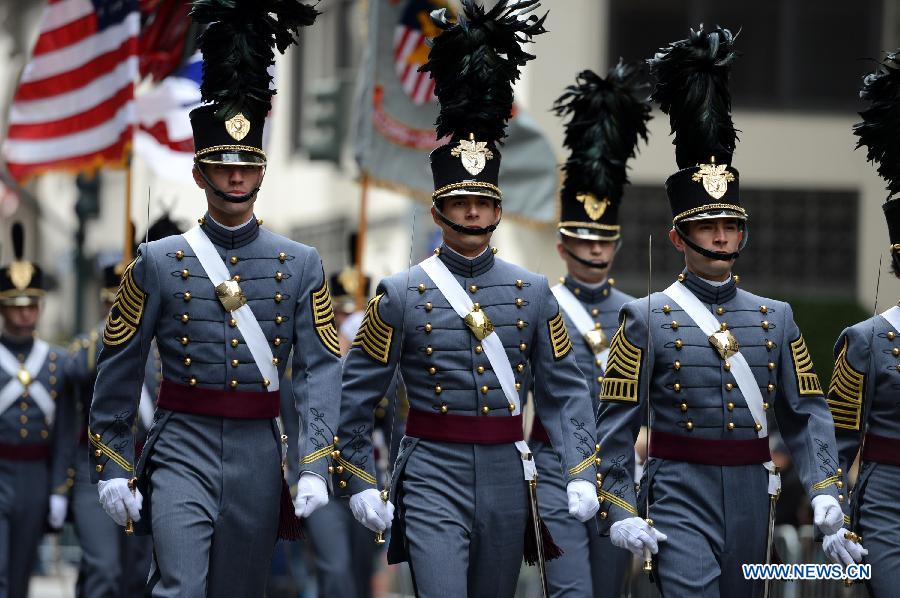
[393,0,447,106]
[3,0,139,182]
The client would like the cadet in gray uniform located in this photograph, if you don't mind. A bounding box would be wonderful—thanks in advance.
[88,4,340,597]
[528,63,651,598]
[0,222,74,598]
[595,26,845,598]
[820,51,900,592]
[336,3,599,597]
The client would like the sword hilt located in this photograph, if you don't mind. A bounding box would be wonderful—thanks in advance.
[124,477,137,535]
[642,518,654,574]
[374,489,388,545]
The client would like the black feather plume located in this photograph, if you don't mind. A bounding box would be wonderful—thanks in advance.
[554,61,652,204]
[419,0,548,143]
[854,51,900,199]
[648,25,739,169]
[190,0,319,120]
[11,223,24,261]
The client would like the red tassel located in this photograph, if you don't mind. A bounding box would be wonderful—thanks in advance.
[278,478,303,541]
[523,498,563,565]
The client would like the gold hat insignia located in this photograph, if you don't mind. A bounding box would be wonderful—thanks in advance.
[451,134,494,176]
[576,193,610,221]
[225,113,250,141]
[691,160,735,200]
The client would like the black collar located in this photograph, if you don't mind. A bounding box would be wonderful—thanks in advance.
[201,213,260,250]
[437,244,495,278]
[0,334,34,355]
[679,269,737,304]
[563,275,613,303]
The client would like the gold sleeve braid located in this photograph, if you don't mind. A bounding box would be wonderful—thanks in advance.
[790,335,824,396]
[827,337,865,431]
[310,279,341,357]
[600,318,642,403]
[548,312,573,360]
[352,294,393,364]
[103,259,146,347]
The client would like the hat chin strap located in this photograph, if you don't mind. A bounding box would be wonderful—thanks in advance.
[196,163,262,204]
[560,241,619,270]
[433,201,501,236]
[674,223,749,262]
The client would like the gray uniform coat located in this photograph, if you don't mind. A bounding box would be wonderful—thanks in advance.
[597,271,841,598]
[88,215,342,598]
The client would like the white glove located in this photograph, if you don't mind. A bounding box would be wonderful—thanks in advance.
[47,494,67,529]
[610,516,668,557]
[97,478,142,527]
[566,479,600,522]
[349,488,394,533]
[812,495,843,536]
[823,528,868,567]
[293,473,329,519]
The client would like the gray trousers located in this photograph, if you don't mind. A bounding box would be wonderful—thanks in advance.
[395,438,528,598]
[0,459,48,598]
[646,459,769,598]
[533,442,628,598]
[857,462,900,597]
[72,447,152,598]
[144,412,282,598]
[304,497,377,598]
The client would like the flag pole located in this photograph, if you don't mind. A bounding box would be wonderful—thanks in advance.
[120,151,134,270]
[354,173,370,311]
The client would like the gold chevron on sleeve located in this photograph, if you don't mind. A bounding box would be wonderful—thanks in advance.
[352,293,393,364]
[310,279,341,356]
[790,335,823,396]
[103,258,146,347]
[548,312,573,360]
[598,489,638,515]
[88,429,133,473]
[827,338,864,431]
[600,318,642,403]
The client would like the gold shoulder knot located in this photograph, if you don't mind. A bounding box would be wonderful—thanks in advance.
[827,337,864,431]
[310,279,341,357]
[103,258,146,347]
[548,312,573,360]
[352,293,393,364]
[600,317,642,403]
[790,335,823,396]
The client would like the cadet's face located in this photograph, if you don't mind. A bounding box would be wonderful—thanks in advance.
[556,237,617,284]
[193,164,264,225]
[669,218,743,281]
[433,195,501,257]
[0,304,40,337]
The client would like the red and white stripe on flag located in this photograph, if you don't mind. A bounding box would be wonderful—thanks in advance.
[3,0,139,182]
[393,25,435,106]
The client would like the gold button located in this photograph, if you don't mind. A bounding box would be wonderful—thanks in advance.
[19,414,27,424]
[759,305,768,314]
[279,252,287,263]
[728,422,735,430]
[189,377,197,386]
[600,511,608,520]
[671,320,679,330]
[516,363,525,372]
[331,450,341,459]
[328,466,334,474]
[230,256,238,265]
[50,391,58,399]
[725,383,733,391]
[733,275,740,284]
[435,385,442,395]
[602,289,609,296]
[662,305,671,314]
[180,336,189,346]
[508,404,515,412]
[440,404,448,414]
[720,322,728,331]
[49,376,57,385]
[425,302,433,311]
[184,357,192,366]
[481,405,490,414]
[230,318,237,327]
[673,360,681,371]
[473,302,480,310]
[426,346,433,356]
[230,379,238,388]
[275,315,284,324]
[232,274,241,283]
[476,366,485,374]
[597,376,603,383]
[176,250,184,260]
[515,298,524,307]
[838,494,845,502]
[275,293,283,303]
[231,359,239,368]
[723,362,731,371]
[19,429,27,438]
[275,271,283,281]
[429,367,437,375]
[516,279,524,288]
[274,337,282,346]
[181,313,190,323]
[475,345,483,354]
[96,464,104,473]
[272,357,280,365]
[48,363,56,373]
[515,382,521,391]
[716,307,725,315]
[183,292,192,302]
[685,421,694,431]
[574,288,581,296]
[418,283,426,293]
[755,422,763,432]
[674,339,683,349]
[887,331,895,341]
[516,319,525,329]
[725,402,734,412]
[491,247,498,254]
[519,342,527,352]
[263,378,270,388]
[674,383,681,392]
[766,340,775,350]
[677,273,686,282]
[893,347,900,357]
[591,308,599,316]
[231,339,239,348]
[339,480,347,489]
[481,385,489,394]
[469,285,477,294]
[425,323,433,333]
[837,468,843,475]
[181,269,189,279]
[761,320,770,330]
[594,322,601,330]
[94,449,102,458]
[763,402,770,410]
[19,402,27,410]
[767,384,775,392]
[679,402,688,412]
[256,218,263,226]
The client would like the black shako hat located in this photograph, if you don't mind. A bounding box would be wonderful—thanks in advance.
[0,223,44,307]
[554,62,651,241]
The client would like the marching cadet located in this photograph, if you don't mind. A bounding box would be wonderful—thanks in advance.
[821,50,900,590]
[0,222,74,598]
[68,215,182,598]
[528,63,651,598]
[335,2,600,596]
[595,26,845,597]
[87,3,341,596]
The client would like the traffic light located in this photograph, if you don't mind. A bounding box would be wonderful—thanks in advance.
[303,76,351,164]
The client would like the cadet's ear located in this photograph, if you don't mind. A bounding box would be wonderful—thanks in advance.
[191,165,206,190]
[668,227,685,253]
